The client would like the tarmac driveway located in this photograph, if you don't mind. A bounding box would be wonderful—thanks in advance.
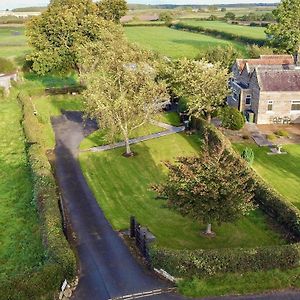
[52,111,300,300]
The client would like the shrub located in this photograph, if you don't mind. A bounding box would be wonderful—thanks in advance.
[267,133,277,141]
[151,244,300,278]
[0,57,16,74]
[241,147,255,165]
[221,106,245,130]
[275,129,289,137]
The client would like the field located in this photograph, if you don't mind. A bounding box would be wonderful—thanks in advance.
[235,143,300,209]
[125,26,247,58]
[180,20,267,40]
[0,91,45,282]
[79,133,284,250]
[0,26,29,58]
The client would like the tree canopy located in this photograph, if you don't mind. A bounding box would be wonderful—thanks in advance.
[26,0,123,75]
[97,0,127,23]
[165,59,230,122]
[153,144,255,235]
[82,42,169,156]
[266,0,300,53]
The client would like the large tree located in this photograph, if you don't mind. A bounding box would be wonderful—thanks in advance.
[82,43,169,156]
[26,0,123,75]
[153,145,255,235]
[97,0,127,23]
[168,59,230,123]
[266,0,300,53]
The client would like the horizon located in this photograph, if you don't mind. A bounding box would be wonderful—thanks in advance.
[0,0,280,11]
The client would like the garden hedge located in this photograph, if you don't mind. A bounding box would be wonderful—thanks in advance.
[172,22,266,46]
[151,244,300,278]
[1,91,77,299]
[150,118,300,278]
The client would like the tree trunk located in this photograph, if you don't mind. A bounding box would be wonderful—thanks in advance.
[125,138,132,156]
[206,112,212,124]
[206,223,212,235]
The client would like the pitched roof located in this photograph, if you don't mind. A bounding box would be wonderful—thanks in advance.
[236,55,294,72]
[256,69,300,92]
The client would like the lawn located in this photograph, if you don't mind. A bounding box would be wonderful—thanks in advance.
[33,94,83,149]
[234,143,300,209]
[125,26,247,58]
[79,133,284,250]
[178,267,300,298]
[0,92,45,281]
[180,20,266,41]
[0,26,30,58]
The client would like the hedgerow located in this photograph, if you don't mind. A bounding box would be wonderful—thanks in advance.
[171,22,266,46]
[0,91,77,299]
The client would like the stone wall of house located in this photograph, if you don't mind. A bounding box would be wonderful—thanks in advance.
[257,91,300,124]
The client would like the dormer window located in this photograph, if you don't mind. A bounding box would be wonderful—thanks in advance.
[245,95,251,105]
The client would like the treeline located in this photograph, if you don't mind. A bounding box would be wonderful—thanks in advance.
[172,22,266,46]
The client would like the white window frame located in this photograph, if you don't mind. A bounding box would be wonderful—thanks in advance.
[232,89,239,102]
[291,100,300,113]
[245,94,251,105]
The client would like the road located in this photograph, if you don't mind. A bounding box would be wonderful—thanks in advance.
[52,111,300,300]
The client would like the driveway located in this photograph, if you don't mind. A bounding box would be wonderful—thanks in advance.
[52,111,300,300]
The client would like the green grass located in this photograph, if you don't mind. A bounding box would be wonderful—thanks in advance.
[234,143,300,209]
[154,111,181,126]
[180,20,267,40]
[178,268,300,298]
[125,26,246,58]
[0,26,30,58]
[80,123,164,150]
[0,92,45,281]
[79,133,284,250]
[33,94,83,149]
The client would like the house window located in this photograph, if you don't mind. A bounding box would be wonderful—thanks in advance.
[233,89,239,101]
[245,95,251,105]
[267,100,273,111]
[291,100,300,111]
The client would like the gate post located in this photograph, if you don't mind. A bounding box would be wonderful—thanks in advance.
[130,216,136,238]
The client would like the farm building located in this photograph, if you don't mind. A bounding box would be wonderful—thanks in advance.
[228,54,300,124]
[0,73,17,92]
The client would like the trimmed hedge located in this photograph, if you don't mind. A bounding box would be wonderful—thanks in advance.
[172,22,266,46]
[2,91,77,299]
[124,22,166,27]
[150,118,300,278]
[151,244,300,278]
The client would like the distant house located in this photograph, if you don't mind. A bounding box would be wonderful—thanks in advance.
[228,55,300,124]
[0,73,17,92]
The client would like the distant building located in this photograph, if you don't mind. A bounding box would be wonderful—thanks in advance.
[0,10,41,18]
[0,73,17,92]
[228,55,300,124]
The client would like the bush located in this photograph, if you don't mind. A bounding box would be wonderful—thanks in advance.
[267,133,277,141]
[241,147,254,165]
[151,244,300,278]
[275,129,289,137]
[0,57,16,74]
[221,106,245,130]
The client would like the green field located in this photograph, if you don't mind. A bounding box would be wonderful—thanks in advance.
[79,133,284,250]
[125,26,246,58]
[0,92,45,281]
[180,20,267,40]
[0,26,29,58]
[235,143,300,209]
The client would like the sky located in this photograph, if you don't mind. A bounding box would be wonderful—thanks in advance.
[0,0,280,10]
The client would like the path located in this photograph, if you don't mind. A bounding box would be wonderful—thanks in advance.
[246,123,274,147]
[86,120,185,153]
[52,111,299,300]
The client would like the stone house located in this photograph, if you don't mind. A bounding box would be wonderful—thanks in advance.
[228,55,300,124]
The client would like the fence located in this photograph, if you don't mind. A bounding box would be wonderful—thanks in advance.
[130,216,152,266]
